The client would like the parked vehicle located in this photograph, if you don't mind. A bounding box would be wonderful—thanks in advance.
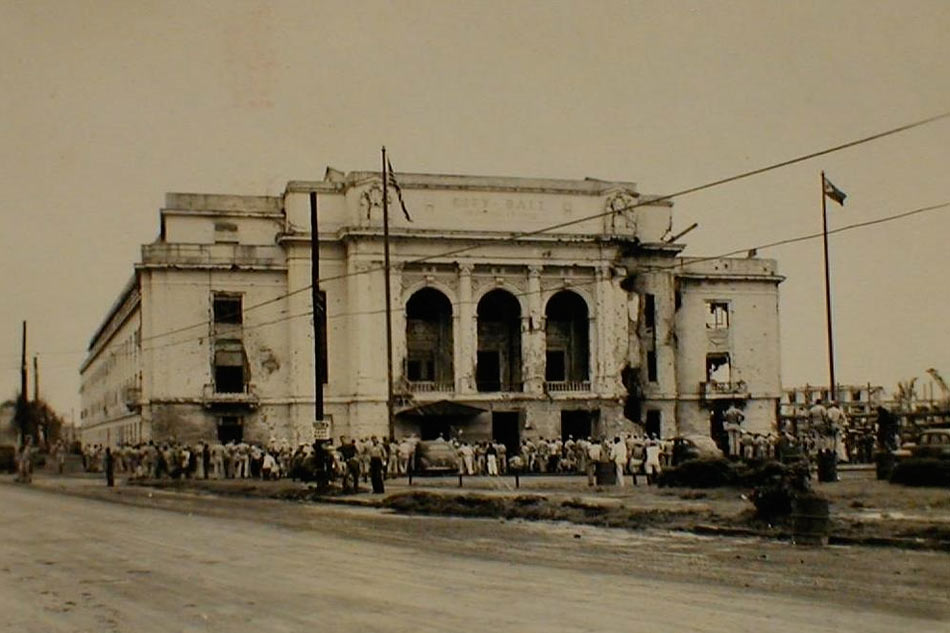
[414,439,458,473]
[909,428,950,460]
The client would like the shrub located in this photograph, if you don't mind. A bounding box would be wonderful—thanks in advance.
[657,458,735,488]
[890,458,950,487]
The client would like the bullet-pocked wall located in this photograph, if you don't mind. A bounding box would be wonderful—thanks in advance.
[81,170,783,447]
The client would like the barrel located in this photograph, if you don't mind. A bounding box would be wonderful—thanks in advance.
[875,451,895,481]
[595,461,617,486]
[792,494,830,546]
[816,450,837,483]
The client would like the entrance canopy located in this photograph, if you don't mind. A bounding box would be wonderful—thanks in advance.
[397,400,486,419]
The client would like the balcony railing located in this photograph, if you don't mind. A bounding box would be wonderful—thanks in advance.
[476,381,524,393]
[408,381,455,394]
[700,380,749,401]
[142,243,284,268]
[202,383,260,408]
[544,380,591,393]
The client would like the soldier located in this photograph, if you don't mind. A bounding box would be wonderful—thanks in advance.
[16,436,34,484]
[368,436,385,493]
[723,403,745,458]
[585,437,601,486]
[104,446,115,487]
[610,437,628,487]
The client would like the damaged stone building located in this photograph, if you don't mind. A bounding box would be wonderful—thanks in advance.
[79,169,783,448]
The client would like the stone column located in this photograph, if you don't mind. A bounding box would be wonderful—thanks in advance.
[524,265,544,394]
[594,264,611,394]
[456,263,475,393]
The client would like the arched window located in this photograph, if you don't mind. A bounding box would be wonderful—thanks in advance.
[405,288,454,390]
[476,289,522,392]
[544,290,589,388]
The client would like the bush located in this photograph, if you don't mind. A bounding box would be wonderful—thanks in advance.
[890,458,950,487]
[750,484,794,522]
[657,458,790,489]
[657,458,735,488]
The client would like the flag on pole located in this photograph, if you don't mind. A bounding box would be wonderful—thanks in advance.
[823,175,847,206]
[386,158,413,222]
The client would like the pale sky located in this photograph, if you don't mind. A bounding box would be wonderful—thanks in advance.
[2,0,949,417]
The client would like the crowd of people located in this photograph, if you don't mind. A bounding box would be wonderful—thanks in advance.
[23,402,905,490]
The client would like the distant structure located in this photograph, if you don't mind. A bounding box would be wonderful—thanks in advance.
[781,384,886,425]
[79,168,784,447]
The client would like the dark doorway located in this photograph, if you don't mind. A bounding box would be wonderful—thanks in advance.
[476,350,501,392]
[217,416,244,443]
[419,418,454,441]
[561,409,596,441]
[491,411,521,456]
[709,405,727,452]
[645,409,661,438]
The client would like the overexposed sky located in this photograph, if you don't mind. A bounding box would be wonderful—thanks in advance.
[2,0,949,416]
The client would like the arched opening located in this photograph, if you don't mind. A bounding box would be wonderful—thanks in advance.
[476,289,522,392]
[544,290,589,390]
[405,288,454,390]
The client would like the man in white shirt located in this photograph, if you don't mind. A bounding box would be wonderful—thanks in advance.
[610,437,628,487]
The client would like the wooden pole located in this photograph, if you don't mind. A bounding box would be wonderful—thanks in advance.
[382,147,395,441]
[20,321,27,403]
[309,191,324,423]
[821,171,836,401]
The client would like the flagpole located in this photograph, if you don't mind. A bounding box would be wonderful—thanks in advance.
[382,146,395,441]
[821,170,836,401]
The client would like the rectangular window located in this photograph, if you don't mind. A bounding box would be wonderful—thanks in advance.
[705,353,731,383]
[545,350,566,382]
[647,351,657,382]
[407,356,435,381]
[214,339,245,393]
[644,294,656,329]
[705,301,729,329]
[213,294,243,324]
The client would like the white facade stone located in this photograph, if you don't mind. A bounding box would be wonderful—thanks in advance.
[80,169,784,449]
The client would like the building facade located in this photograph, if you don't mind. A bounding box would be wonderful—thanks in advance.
[80,169,784,448]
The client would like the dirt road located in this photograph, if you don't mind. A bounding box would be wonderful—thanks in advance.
[1,482,947,632]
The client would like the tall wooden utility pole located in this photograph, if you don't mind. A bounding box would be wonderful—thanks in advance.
[382,146,395,441]
[310,191,328,441]
[20,321,27,403]
[33,355,39,401]
[820,171,836,401]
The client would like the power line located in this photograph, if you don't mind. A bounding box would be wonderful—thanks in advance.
[132,111,950,348]
[134,197,950,353]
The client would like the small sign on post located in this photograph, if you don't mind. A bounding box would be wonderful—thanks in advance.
[313,420,331,441]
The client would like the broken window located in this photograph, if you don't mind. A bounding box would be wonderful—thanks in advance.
[405,288,453,385]
[705,353,731,383]
[214,339,246,393]
[544,290,589,383]
[705,301,729,329]
[647,351,658,382]
[213,294,243,325]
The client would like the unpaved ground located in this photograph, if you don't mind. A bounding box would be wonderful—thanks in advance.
[2,475,949,632]
[123,467,950,546]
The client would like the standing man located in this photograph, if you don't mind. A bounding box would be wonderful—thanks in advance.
[610,437,627,487]
[585,437,601,487]
[368,437,385,494]
[104,447,115,487]
[723,403,745,459]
